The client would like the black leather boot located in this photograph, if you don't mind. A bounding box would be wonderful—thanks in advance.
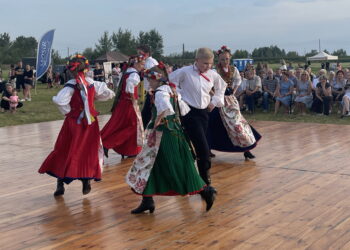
[131,196,155,214]
[244,151,255,160]
[81,179,91,195]
[199,168,211,186]
[200,186,217,211]
[103,147,109,158]
[54,179,65,196]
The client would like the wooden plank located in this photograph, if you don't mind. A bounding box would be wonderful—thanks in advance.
[1,118,350,249]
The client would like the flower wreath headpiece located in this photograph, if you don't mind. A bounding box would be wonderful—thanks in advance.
[67,54,89,72]
[216,45,232,56]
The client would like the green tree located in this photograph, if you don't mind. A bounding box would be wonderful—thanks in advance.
[305,49,318,57]
[332,49,347,57]
[111,28,137,55]
[95,31,113,56]
[137,29,164,58]
[0,32,13,64]
[52,49,66,65]
[232,49,249,58]
[82,47,99,62]
[10,36,38,63]
[286,51,299,58]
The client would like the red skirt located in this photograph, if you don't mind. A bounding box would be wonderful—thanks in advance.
[38,117,102,184]
[101,98,141,156]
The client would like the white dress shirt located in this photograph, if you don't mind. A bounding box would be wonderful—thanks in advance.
[125,67,141,94]
[169,64,227,109]
[155,85,190,117]
[52,78,115,115]
[143,56,158,91]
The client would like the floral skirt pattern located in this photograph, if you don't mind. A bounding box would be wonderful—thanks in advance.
[126,125,205,196]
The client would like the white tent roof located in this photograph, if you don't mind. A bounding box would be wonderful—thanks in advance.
[307,51,338,61]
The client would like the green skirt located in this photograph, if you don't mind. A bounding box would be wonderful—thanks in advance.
[143,127,206,196]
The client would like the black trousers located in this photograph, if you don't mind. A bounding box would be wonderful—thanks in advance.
[312,96,332,115]
[181,107,211,185]
[141,93,152,128]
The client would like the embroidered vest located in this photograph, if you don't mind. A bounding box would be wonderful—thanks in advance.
[65,84,99,119]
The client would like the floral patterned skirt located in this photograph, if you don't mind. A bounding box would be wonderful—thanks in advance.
[126,124,206,196]
[207,95,261,152]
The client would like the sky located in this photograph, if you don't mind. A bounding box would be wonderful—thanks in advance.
[1,0,349,57]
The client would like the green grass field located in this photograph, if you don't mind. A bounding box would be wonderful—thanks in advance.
[1,63,350,127]
[1,83,350,127]
[0,84,114,127]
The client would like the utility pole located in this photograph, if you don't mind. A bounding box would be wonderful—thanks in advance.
[67,47,70,58]
[182,43,185,56]
[319,39,321,53]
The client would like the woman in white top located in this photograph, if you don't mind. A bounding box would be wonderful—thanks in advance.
[127,63,215,213]
[101,55,145,159]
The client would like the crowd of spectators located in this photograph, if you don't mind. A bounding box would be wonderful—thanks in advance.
[235,62,350,118]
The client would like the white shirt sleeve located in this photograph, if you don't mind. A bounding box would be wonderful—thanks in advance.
[155,89,175,117]
[93,80,115,101]
[52,86,75,115]
[232,67,242,87]
[125,72,140,94]
[177,92,191,116]
[211,73,227,107]
[169,69,185,95]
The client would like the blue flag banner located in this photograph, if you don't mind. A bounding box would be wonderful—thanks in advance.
[36,29,55,79]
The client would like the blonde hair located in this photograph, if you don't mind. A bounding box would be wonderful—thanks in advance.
[195,48,214,60]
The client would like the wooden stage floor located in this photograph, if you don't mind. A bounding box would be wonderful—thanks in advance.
[1,116,350,249]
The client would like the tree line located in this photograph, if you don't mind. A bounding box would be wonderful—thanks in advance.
[0,30,348,66]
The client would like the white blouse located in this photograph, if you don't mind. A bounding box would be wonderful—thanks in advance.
[125,68,141,94]
[169,64,227,109]
[154,85,190,117]
[52,78,115,115]
[143,57,159,91]
[231,66,242,87]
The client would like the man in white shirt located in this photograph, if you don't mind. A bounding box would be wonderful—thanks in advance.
[169,48,226,194]
[137,45,158,127]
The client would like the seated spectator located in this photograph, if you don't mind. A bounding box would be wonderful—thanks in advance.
[312,75,332,115]
[275,68,282,80]
[331,70,346,113]
[274,72,294,114]
[245,69,262,113]
[9,90,19,113]
[295,71,313,115]
[306,67,316,82]
[295,68,303,81]
[341,81,350,118]
[288,69,298,87]
[262,68,279,112]
[0,84,23,112]
[312,69,327,90]
[235,71,247,110]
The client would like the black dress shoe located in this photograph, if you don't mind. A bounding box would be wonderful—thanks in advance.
[209,151,216,158]
[103,147,109,158]
[244,151,255,160]
[200,186,217,211]
[131,197,155,214]
[54,179,65,196]
[81,179,91,195]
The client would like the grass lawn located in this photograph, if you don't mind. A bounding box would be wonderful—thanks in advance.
[0,84,114,127]
[1,83,350,127]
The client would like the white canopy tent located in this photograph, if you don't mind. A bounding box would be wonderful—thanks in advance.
[307,51,338,61]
